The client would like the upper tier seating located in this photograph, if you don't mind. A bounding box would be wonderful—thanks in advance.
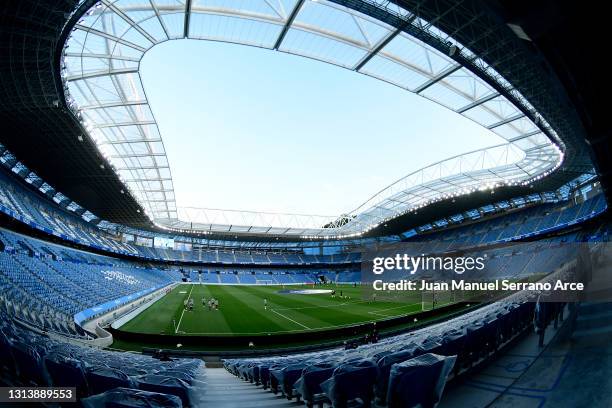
[0,168,605,266]
[411,194,606,253]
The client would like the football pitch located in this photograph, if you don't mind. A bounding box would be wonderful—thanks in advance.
[118,283,431,336]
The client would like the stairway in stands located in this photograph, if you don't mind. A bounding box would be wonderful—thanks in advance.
[572,302,612,345]
[203,368,302,408]
[571,248,612,346]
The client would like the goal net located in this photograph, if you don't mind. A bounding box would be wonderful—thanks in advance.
[255,279,274,285]
[421,286,462,311]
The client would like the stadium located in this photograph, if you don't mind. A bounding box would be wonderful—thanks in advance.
[0,0,609,407]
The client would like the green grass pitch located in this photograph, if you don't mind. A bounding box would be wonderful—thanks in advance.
[118,283,429,336]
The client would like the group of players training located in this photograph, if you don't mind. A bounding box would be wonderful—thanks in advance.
[183,296,220,311]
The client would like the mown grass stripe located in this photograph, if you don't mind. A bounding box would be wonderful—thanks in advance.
[120,283,427,336]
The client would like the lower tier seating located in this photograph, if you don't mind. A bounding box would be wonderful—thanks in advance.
[224,298,566,408]
[0,310,206,407]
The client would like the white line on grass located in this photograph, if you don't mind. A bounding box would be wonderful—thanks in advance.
[175,284,194,333]
[367,303,420,317]
[270,308,311,330]
[274,299,371,312]
[184,306,425,335]
[367,311,391,317]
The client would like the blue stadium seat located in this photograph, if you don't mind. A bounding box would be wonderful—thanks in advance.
[82,387,183,408]
[136,375,192,407]
[10,342,47,385]
[44,352,90,397]
[270,362,307,398]
[374,344,422,403]
[386,353,456,408]
[86,367,137,395]
[320,359,378,408]
[294,362,336,405]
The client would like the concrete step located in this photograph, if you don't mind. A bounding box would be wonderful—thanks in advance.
[201,368,301,408]
[582,287,612,302]
[201,397,302,408]
[205,383,260,392]
[571,325,612,347]
[585,275,612,287]
[577,302,612,315]
[206,387,266,398]
[575,309,612,331]
[202,356,224,368]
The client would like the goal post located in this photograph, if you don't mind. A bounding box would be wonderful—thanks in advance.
[421,284,463,311]
[421,289,435,311]
[255,279,274,286]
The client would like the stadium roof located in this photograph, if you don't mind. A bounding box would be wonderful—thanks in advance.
[0,0,602,239]
[61,0,569,237]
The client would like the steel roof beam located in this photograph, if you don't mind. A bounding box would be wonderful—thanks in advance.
[123,177,172,182]
[274,0,305,50]
[414,63,462,94]
[114,165,169,170]
[64,52,140,62]
[109,153,166,159]
[78,100,148,110]
[183,0,193,38]
[354,26,403,71]
[98,138,162,145]
[65,67,139,81]
[74,24,147,52]
[134,188,173,193]
[524,143,556,153]
[487,113,526,129]
[95,120,156,128]
[56,0,573,235]
[507,130,541,143]
[100,0,157,44]
[148,0,170,39]
[456,92,500,113]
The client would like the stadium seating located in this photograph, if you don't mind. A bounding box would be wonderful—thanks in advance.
[0,166,600,408]
[0,160,605,408]
[0,220,584,342]
[336,271,361,283]
[411,194,606,252]
[223,297,558,408]
[82,388,183,408]
[0,311,207,406]
[219,273,239,284]
[0,221,583,345]
[385,353,456,408]
[0,229,181,337]
[0,168,605,268]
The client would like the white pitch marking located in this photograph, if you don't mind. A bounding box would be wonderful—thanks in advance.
[367,311,391,317]
[274,300,370,311]
[367,303,417,315]
[270,308,311,330]
[175,284,194,333]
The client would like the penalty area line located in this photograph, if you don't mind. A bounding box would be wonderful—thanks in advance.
[367,303,419,317]
[368,310,391,317]
[270,308,311,330]
[274,299,371,312]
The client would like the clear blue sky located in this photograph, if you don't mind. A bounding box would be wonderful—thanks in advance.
[140,40,502,216]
